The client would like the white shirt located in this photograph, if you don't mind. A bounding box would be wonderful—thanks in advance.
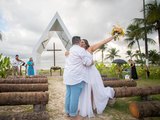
[11,59,21,67]
[63,45,93,85]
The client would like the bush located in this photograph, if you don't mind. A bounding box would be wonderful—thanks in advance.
[137,66,160,79]
[95,62,130,78]
[0,54,11,78]
[107,64,130,78]
[95,62,108,75]
[95,62,160,79]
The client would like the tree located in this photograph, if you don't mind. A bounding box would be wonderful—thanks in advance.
[125,23,144,62]
[145,1,160,52]
[105,48,120,61]
[134,1,160,52]
[134,50,145,64]
[148,49,160,65]
[125,23,156,62]
[126,50,135,60]
[95,44,107,63]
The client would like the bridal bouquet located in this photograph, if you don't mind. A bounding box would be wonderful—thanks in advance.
[111,25,125,40]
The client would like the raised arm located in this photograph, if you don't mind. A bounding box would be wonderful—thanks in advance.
[17,58,25,64]
[88,35,116,53]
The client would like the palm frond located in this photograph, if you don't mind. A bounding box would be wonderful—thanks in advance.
[133,18,144,25]
[128,41,135,48]
[147,38,156,44]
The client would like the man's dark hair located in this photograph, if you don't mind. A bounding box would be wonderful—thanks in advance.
[15,55,19,57]
[72,36,81,45]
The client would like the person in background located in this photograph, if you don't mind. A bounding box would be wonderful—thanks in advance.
[128,59,138,80]
[26,57,35,76]
[12,54,25,76]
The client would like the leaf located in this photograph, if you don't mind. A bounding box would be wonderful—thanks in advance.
[0,55,11,78]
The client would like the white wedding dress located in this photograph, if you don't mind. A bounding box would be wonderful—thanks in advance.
[78,51,115,117]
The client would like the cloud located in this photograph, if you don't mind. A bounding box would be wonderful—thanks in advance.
[0,0,158,69]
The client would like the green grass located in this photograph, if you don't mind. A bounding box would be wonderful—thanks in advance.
[137,79,160,87]
[104,79,160,119]
[38,69,50,75]
[107,99,130,113]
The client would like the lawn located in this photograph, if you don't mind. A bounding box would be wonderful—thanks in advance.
[104,78,160,120]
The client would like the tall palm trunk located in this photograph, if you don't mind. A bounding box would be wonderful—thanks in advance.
[157,20,160,52]
[158,29,160,52]
[136,39,143,62]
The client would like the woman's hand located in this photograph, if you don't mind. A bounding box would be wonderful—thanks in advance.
[111,25,125,40]
[65,51,69,56]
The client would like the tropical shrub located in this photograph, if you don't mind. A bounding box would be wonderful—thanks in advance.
[137,66,160,79]
[0,54,11,78]
[95,62,130,78]
[95,62,108,76]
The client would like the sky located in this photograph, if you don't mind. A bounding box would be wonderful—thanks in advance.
[0,0,159,69]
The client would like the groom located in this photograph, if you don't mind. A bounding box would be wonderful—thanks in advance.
[63,36,93,119]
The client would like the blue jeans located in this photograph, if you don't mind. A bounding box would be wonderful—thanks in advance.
[65,81,84,116]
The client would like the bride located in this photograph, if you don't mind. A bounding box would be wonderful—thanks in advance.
[78,36,117,118]
[65,27,123,118]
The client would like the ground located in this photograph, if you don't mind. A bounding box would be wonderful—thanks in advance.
[0,72,159,120]
[47,74,137,120]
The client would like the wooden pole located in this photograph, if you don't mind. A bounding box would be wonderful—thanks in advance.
[129,101,160,118]
[102,77,119,81]
[25,75,47,78]
[0,78,48,84]
[0,84,48,92]
[0,92,49,105]
[104,80,137,87]
[0,112,49,120]
[114,86,160,98]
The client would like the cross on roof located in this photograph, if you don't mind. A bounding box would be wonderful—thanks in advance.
[47,42,62,66]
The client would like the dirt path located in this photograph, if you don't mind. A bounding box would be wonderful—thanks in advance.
[47,75,137,120]
[48,76,114,120]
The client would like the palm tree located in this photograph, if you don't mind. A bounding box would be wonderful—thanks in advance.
[134,50,140,61]
[125,23,143,61]
[148,49,160,65]
[125,23,156,61]
[134,50,145,64]
[126,50,135,60]
[145,1,160,51]
[134,1,160,52]
[105,48,120,61]
[95,44,107,63]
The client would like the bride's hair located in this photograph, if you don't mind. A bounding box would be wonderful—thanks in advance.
[82,39,90,49]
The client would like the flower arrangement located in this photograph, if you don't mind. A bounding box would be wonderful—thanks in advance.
[111,25,125,40]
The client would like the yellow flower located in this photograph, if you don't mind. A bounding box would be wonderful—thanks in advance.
[111,25,125,40]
